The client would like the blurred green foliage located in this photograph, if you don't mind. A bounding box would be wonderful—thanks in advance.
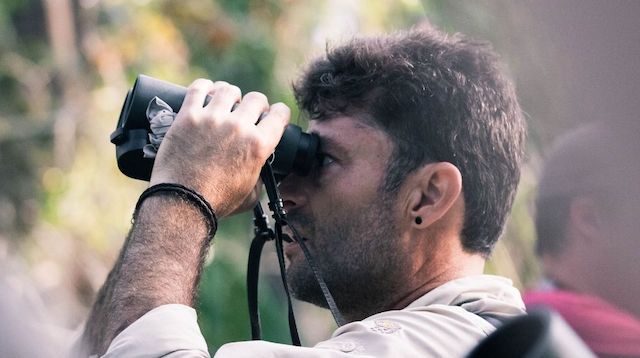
[0,0,565,352]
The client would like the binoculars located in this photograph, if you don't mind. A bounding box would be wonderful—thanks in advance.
[111,75,319,181]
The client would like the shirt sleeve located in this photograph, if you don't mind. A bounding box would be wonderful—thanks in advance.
[103,304,368,358]
[103,304,210,358]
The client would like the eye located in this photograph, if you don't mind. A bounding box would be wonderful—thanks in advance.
[317,153,336,168]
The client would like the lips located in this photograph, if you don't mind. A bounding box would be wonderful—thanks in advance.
[283,233,308,245]
[282,233,294,243]
[284,238,301,257]
[283,228,309,258]
[282,225,308,244]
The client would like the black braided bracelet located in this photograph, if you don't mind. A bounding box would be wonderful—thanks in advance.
[133,183,218,241]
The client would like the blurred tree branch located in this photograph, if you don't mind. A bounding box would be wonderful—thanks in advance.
[43,0,87,168]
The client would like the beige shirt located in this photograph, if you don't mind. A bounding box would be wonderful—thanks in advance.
[104,275,525,357]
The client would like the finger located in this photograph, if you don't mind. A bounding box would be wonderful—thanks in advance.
[203,81,230,106]
[232,92,269,125]
[205,82,241,116]
[245,184,263,209]
[256,102,290,150]
[227,181,263,216]
[182,79,215,109]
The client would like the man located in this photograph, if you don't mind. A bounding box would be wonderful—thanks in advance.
[525,122,640,357]
[82,25,526,357]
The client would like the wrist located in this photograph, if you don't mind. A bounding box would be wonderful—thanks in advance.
[135,183,218,243]
[149,169,232,216]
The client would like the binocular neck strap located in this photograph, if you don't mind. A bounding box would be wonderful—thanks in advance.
[287,223,346,326]
[247,204,272,342]
[247,163,345,344]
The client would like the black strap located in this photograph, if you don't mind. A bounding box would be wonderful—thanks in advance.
[247,202,302,345]
[288,224,346,326]
[134,183,218,242]
[260,163,302,345]
[247,234,268,340]
[247,204,273,340]
[248,162,345,345]
[274,222,301,345]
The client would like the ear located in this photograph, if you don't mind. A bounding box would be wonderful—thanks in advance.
[406,162,463,229]
[568,196,602,245]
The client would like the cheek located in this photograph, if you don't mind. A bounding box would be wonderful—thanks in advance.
[603,207,639,247]
[595,217,638,275]
[337,172,386,205]
[311,201,366,249]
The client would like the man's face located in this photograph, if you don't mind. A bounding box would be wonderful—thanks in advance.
[591,163,640,314]
[279,116,413,319]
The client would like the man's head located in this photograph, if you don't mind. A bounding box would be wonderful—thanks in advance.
[281,25,525,319]
[535,121,640,316]
[295,25,525,255]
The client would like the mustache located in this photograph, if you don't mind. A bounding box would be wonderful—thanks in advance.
[285,212,314,241]
[286,212,314,230]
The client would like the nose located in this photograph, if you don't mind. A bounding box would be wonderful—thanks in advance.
[278,173,308,212]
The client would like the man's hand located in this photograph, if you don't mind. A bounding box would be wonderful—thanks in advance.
[149,79,290,217]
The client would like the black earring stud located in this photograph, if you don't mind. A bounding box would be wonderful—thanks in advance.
[415,216,423,225]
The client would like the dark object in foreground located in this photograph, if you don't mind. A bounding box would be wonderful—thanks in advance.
[467,309,595,358]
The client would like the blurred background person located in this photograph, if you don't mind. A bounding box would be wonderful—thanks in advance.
[525,122,640,357]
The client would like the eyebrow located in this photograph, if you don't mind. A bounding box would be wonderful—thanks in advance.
[317,136,348,155]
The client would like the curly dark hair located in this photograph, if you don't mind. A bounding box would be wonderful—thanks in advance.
[293,25,526,256]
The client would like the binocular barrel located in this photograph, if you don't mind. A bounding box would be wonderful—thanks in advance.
[111,75,318,181]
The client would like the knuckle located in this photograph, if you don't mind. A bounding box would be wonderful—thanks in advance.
[269,103,290,124]
[214,83,242,100]
[189,78,213,92]
[250,143,264,159]
[277,103,291,116]
[183,107,201,121]
[244,93,269,111]
[244,91,268,104]
[253,135,270,155]
[228,85,242,98]
[213,80,230,88]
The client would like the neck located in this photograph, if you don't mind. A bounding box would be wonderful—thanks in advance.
[389,252,486,311]
[545,254,640,319]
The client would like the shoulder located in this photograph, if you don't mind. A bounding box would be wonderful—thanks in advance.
[218,276,525,358]
[215,308,494,358]
[316,306,494,357]
[312,275,525,357]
